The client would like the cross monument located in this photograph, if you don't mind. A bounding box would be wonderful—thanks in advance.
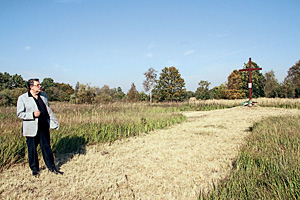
[239,58,262,101]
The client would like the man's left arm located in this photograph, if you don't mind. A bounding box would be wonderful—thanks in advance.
[40,92,50,106]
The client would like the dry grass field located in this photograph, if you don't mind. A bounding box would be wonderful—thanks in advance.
[1,106,300,199]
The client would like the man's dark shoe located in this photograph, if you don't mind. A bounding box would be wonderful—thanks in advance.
[32,171,39,177]
[49,168,64,175]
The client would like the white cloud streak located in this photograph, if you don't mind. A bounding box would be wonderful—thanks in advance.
[146,53,153,58]
[53,63,69,72]
[183,50,195,56]
[147,44,154,50]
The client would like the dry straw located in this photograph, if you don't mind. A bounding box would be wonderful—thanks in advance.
[1,104,300,199]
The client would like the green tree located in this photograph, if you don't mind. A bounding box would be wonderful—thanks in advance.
[76,84,95,104]
[139,91,149,101]
[195,80,211,100]
[0,88,27,106]
[143,67,157,103]
[57,83,74,101]
[97,85,115,96]
[94,85,115,104]
[283,60,300,98]
[239,60,265,98]
[75,82,80,93]
[9,74,26,89]
[282,79,295,98]
[263,70,280,98]
[41,79,74,101]
[211,84,227,99]
[0,72,11,90]
[41,78,57,101]
[0,72,27,106]
[127,83,139,102]
[185,91,195,100]
[113,87,125,101]
[0,72,26,90]
[277,82,286,98]
[154,66,186,102]
[41,78,57,90]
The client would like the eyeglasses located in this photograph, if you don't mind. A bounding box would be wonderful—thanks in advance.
[33,84,42,87]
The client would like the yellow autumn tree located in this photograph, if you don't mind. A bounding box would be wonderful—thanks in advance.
[226,70,245,99]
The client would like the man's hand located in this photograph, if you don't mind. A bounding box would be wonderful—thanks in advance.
[34,110,41,118]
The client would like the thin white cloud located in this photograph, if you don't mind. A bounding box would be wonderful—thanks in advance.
[147,44,154,50]
[25,46,31,51]
[216,42,276,60]
[146,53,153,58]
[53,63,69,72]
[183,50,195,56]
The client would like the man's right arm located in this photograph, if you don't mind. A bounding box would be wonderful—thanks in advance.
[17,96,35,120]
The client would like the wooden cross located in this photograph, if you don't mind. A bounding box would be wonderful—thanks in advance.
[239,58,262,101]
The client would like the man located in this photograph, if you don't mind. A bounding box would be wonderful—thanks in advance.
[17,78,63,176]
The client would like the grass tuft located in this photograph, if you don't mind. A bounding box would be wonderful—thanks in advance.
[200,115,300,199]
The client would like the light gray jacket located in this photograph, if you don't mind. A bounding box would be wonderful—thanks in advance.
[17,92,59,137]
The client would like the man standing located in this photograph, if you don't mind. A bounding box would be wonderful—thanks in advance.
[17,78,63,176]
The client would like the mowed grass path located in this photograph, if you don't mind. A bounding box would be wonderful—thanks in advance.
[1,107,299,199]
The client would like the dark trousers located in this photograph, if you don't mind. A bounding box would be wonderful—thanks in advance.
[26,127,55,172]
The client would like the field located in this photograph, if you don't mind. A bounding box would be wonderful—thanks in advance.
[0,99,242,171]
[1,98,300,199]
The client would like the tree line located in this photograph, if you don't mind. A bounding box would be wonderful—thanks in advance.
[208,59,300,99]
[1,59,299,106]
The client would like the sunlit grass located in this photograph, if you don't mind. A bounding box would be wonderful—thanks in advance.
[257,97,300,109]
[199,114,300,199]
[0,102,186,170]
[2,98,300,174]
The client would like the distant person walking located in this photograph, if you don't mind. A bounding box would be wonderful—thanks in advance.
[17,78,63,176]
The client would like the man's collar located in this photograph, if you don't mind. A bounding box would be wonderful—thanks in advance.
[28,91,33,97]
[28,91,40,97]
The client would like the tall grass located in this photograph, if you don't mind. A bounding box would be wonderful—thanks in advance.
[150,99,242,111]
[200,115,300,199]
[2,98,299,172]
[0,102,186,171]
[1,99,240,170]
[257,97,300,109]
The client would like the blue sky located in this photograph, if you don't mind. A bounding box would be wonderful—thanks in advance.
[1,0,300,92]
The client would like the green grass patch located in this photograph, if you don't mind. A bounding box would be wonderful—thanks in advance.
[0,102,186,171]
[200,115,300,199]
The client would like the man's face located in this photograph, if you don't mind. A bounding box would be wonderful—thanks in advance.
[30,81,41,93]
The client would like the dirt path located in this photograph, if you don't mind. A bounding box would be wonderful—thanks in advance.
[1,107,300,199]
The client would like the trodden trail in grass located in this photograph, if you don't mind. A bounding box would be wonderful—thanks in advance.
[1,106,299,199]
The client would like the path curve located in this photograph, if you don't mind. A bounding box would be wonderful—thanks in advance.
[1,107,299,199]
